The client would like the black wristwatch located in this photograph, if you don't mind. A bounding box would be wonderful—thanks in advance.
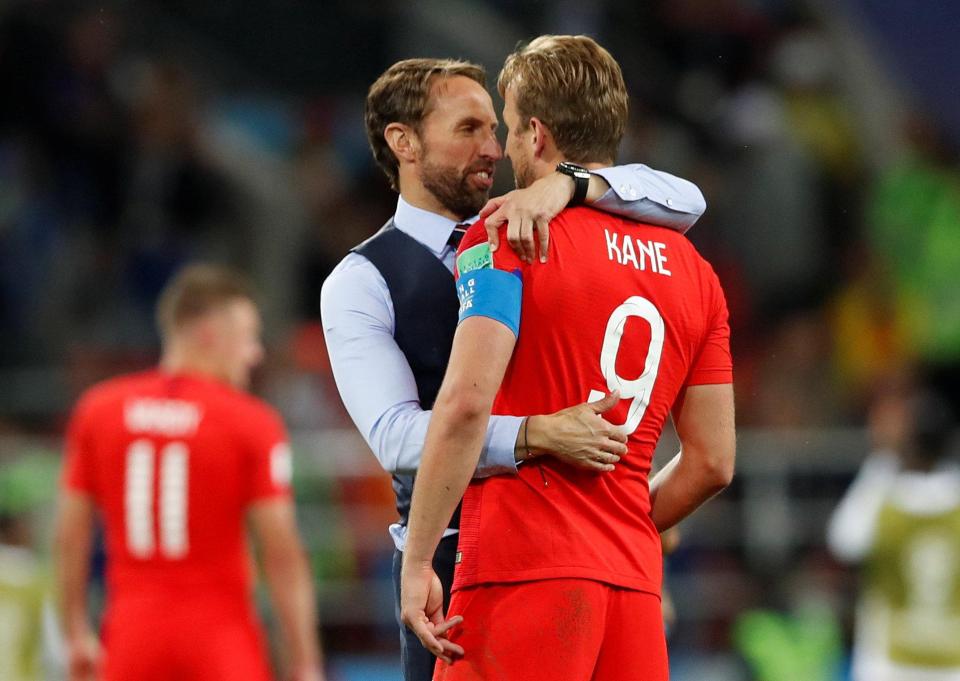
[556,161,591,206]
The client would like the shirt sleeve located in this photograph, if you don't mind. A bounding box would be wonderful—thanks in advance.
[62,393,96,495]
[591,164,706,234]
[322,253,521,477]
[245,406,293,503]
[826,452,899,563]
[687,270,734,386]
[455,222,524,337]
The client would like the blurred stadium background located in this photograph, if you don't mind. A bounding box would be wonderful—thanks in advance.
[0,1,958,679]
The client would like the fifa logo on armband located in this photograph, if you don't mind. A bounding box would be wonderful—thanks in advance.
[457,279,476,314]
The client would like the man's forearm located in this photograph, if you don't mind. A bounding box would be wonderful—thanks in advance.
[403,402,490,565]
[405,317,517,564]
[586,173,612,203]
[371,403,521,477]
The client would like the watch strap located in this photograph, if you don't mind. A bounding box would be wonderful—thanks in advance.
[557,162,590,206]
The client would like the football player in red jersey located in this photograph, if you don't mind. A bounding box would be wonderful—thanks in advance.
[401,36,736,681]
[55,264,324,681]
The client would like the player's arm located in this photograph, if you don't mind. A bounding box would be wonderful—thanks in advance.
[249,499,325,681]
[401,237,522,660]
[481,163,706,262]
[54,491,100,681]
[649,383,735,532]
[400,315,517,662]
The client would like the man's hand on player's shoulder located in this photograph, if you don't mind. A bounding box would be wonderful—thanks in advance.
[522,391,627,471]
[399,561,465,663]
[480,171,577,264]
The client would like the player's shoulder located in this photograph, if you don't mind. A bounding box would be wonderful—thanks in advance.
[73,369,159,415]
[458,220,491,254]
[213,384,284,428]
[457,219,525,276]
[455,221,495,276]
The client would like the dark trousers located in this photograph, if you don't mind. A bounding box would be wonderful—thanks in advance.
[392,533,459,681]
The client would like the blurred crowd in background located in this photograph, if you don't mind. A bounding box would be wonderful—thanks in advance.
[0,1,958,680]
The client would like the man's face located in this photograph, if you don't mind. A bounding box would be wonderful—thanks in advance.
[502,87,536,189]
[416,76,501,219]
[208,298,264,389]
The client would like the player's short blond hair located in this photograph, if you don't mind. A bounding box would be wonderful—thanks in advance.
[365,58,487,191]
[498,35,628,165]
[156,263,254,339]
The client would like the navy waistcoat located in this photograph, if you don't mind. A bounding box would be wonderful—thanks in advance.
[352,220,462,530]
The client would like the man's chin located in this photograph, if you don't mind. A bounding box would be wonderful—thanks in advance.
[457,187,490,217]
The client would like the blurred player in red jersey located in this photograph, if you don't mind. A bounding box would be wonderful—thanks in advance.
[401,36,736,681]
[55,264,325,681]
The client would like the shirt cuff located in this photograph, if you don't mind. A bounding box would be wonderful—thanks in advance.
[592,164,706,216]
[476,414,524,478]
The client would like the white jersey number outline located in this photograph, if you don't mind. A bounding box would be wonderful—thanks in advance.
[587,296,665,436]
[125,440,189,559]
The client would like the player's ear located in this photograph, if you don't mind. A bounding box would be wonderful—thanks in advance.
[529,117,549,159]
[384,123,420,163]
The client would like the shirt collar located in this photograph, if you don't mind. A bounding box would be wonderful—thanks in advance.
[394,195,477,256]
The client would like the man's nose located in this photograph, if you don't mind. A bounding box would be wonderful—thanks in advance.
[480,132,502,161]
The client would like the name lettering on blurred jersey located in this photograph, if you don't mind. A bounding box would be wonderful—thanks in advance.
[604,229,672,276]
[125,399,202,437]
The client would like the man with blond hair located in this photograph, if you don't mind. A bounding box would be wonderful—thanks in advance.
[323,53,708,681]
[401,36,735,680]
[57,264,324,681]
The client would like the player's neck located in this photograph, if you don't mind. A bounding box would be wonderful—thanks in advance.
[160,347,227,385]
[530,154,610,184]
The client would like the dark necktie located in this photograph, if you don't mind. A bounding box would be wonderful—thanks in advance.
[447,224,469,249]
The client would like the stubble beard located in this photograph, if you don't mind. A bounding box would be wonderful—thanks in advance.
[419,156,492,221]
[511,150,535,190]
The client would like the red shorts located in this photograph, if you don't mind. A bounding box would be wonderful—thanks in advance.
[434,578,667,681]
[100,596,274,681]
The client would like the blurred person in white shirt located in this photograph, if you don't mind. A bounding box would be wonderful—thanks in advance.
[828,381,960,681]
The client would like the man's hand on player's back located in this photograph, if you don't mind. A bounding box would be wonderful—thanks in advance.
[524,391,627,471]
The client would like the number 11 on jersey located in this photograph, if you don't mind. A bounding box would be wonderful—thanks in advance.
[125,440,189,559]
[588,296,665,436]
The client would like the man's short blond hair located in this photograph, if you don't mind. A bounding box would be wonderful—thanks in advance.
[156,263,254,339]
[498,35,628,165]
[365,58,487,191]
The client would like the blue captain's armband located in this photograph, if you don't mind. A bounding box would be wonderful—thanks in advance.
[456,269,522,337]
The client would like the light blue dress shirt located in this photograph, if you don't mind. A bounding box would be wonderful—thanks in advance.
[320,164,705,549]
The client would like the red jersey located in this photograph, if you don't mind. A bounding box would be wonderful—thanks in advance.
[63,370,292,606]
[452,207,732,595]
